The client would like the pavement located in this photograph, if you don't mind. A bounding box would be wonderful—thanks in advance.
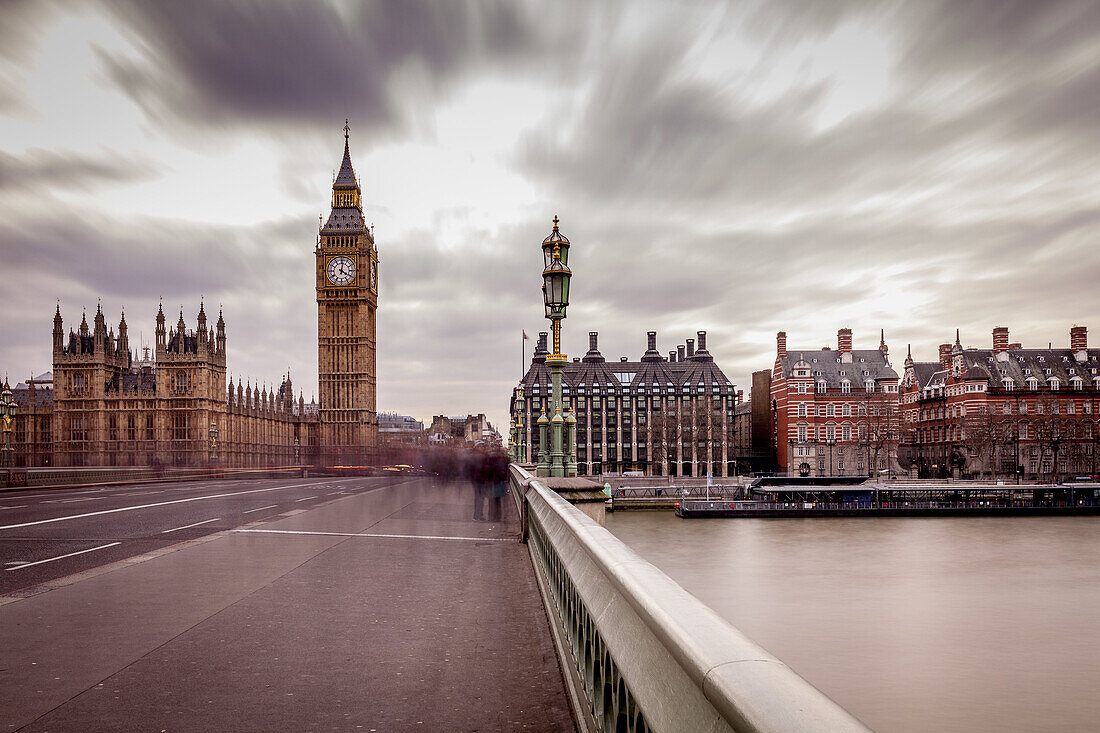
[0,477,575,732]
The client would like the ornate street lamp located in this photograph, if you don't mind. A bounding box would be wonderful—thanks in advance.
[208,420,218,465]
[539,216,574,478]
[1,379,17,469]
[294,436,301,465]
[515,384,527,463]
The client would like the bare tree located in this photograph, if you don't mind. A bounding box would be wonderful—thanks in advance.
[962,406,1014,479]
[858,400,899,477]
[1030,398,1077,483]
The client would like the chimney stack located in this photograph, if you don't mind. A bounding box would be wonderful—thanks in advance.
[642,330,662,362]
[677,346,685,361]
[1071,325,1087,350]
[686,338,695,359]
[993,327,1009,353]
[583,331,605,363]
[697,330,708,352]
[939,343,952,370]
[836,325,853,360]
[776,331,787,358]
[670,350,677,362]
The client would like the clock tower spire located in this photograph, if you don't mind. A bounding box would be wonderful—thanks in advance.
[316,121,378,465]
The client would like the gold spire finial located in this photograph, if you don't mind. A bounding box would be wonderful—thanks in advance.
[552,215,559,231]
[344,119,350,141]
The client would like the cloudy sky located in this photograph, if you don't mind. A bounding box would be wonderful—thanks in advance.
[2,0,1099,432]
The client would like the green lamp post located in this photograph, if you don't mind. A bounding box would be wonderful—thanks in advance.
[537,409,550,475]
[208,420,218,465]
[1,379,16,469]
[515,384,527,463]
[539,216,572,478]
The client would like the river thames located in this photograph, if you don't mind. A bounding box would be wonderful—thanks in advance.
[604,514,1100,732]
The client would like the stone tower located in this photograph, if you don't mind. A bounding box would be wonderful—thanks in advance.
[316,121,379,464]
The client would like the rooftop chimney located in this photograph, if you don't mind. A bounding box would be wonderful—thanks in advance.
[670,350,677,362]
[938,343,952,370]
[686,338,695,359]
[777,331,787,358]
[838,328,853,362]
[677,345,685,362]
[583,331,605,363]
[533,332,549,363]
[642,330,662,362]
[993,326,1009,353]
[1071,325,1088,360]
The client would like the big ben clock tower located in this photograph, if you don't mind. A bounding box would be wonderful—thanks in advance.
[316,121,378,464]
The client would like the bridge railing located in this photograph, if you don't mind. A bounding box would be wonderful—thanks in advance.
[508,463,870,733]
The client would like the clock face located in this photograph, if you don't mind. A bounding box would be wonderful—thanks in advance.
[327,256,356,286]
[370,259,378,289]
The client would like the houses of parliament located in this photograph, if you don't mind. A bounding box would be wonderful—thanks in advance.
[8,127,379,468]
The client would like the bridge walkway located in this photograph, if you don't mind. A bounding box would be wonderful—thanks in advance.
[0,478,574,731]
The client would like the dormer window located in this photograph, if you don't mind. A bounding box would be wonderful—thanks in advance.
[841,379,851,393]
[1023,368,1031,375]
[816,380,827,393]
[865,380,875,392]
[1049,378,1060,390]
[1026,377,1039,390]
[1071,376,1083,390]
[1038,356,1046,362]
[1003,378,1015,389]
[1044,368,1052,376]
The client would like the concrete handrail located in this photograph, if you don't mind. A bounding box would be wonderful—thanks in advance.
[511,463,870,732]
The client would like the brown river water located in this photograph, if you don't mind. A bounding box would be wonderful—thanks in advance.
[604,514,1100,732]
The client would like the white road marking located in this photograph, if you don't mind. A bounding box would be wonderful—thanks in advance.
[6,542,122,571]
[113,490,162,496]
[161,517,221,533]
[0,481,346,532]
[0,505,27,511]
[327,491,343,495]
[242,504,279,514]
[233,529,512,543]
[47,497,105,504]
[295,496,318,502]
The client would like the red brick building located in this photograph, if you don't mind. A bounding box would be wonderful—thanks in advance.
[771,329,901,477]
[901,326,1100,480]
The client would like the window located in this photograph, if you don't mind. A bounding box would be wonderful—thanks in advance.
[69,416,88,442]
[1027,377,1038,390]
[1050,378,1060,390]
[798,383,808,394]
[797,404,807,417]
[865,380,875,392]
[843,425,852,441]
[826,404,835,417]
[816,380,827,393]
[797,425,807,442]
[841,380,851,393]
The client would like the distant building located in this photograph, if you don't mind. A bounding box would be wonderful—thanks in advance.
[901,326,1100,480]
[731,370,778,474]
[512,330,739,477]
[378,413,425,445]
[771,329,901,477]
[9,302,319,468]
[428,414,500,447]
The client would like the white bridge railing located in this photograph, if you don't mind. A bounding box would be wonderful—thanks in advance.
[509,463,870,733]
